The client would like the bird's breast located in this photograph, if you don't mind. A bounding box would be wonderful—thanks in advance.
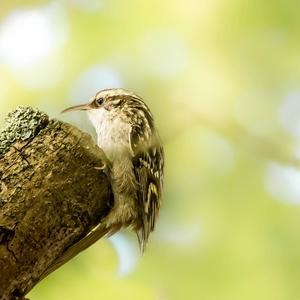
[95,117,131,161]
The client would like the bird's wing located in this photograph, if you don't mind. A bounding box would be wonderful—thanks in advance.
[130,123,164,251]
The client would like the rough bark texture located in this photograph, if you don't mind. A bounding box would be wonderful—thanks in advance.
[0,112,113,300]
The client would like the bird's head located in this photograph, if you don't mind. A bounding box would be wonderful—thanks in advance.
[63,88,140,112]
[63,88,150,125]
[63,88,155,142]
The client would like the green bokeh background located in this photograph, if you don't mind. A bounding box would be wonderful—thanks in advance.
[1,1,300,299]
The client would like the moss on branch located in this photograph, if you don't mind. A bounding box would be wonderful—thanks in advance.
[0,107,112,300]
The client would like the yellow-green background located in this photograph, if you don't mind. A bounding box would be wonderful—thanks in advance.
[1,1,300,299]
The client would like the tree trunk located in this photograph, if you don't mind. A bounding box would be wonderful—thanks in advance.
[0,109,112,300]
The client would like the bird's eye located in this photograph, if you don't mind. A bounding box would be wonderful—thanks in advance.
[96,97,104,106]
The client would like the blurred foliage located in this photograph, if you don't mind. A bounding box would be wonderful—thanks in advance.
[1,0,300,299]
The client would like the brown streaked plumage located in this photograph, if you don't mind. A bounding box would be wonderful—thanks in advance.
[89,88,164,251]
[41,88,164,280]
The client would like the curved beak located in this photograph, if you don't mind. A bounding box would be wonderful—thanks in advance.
[61,103,91,114]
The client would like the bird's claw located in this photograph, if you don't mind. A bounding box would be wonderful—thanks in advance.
[95,162,110,177]
[94,165,105,170]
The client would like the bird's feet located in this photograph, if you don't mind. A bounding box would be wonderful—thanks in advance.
[95,161,111,178]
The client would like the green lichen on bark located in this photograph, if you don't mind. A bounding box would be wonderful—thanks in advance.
[0,106,49,156]
[0,114,111,299]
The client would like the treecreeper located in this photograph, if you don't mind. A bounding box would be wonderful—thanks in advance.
[0,88,164,300]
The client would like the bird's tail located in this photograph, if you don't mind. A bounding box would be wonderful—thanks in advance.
[38,223,111,283]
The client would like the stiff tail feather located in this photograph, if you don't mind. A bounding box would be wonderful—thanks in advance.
[38,223,111,283]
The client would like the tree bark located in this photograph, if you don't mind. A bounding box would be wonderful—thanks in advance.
[0,115,113,299]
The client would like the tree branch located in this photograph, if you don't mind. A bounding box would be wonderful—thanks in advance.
[0,107,113,300]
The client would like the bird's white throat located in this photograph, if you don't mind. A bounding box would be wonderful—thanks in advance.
[87,108,131,161]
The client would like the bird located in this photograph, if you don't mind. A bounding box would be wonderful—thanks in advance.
[39,88,164,281]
